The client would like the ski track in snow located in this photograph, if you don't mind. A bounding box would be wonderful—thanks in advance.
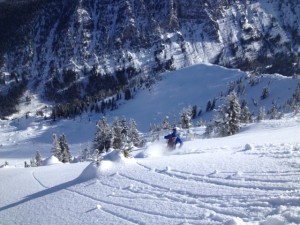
[117,172,248,220]
[14,138,300,225]
[31,171,140,225]
[32,168,200,224]
[32,171,49,189]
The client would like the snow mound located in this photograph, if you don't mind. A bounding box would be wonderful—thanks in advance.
[77,162,99,181]
[98,160,113,172]
[244,143,253,151]
[43,156,61,166]
[224,217,246,225]
[260,216,286,225]
[102,149,126,162]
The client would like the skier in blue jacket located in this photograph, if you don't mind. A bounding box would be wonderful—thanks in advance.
[164,127,183,150]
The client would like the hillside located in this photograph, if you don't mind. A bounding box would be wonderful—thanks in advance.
[0,0,300,118]
[0,64,300,225]
[0,64,298,151]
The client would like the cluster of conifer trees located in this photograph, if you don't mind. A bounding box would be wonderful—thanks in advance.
[93,116,144,157]
[0,74,28,118]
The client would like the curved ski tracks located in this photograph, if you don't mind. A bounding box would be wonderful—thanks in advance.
[31,157,300,225]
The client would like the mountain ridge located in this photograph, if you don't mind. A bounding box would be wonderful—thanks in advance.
[0,0,299,116]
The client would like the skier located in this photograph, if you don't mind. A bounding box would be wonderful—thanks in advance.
[164,127,183,150]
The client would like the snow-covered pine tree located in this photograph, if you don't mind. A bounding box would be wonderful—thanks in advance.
[216,91,241,136]
[206,100,212,112]
[181,106,193,129]
[93,149,102,166]
[84,144,91,161]
[240,105,252,123]
[77,147,83,162]
[83,148,89,161]
[290,83,300,112]
[30,158,36,167]
[196,118,203,127]
[204,122,215,137]
[94,117,112,153]
[112,117,124,150]
[162,116,170,130]
[24,161,30,168]
[51,133,62,160]
[35,151,42,167]
[211,98,216,111]
[59,134,72,163]
[120,116,129,136]
[294,83,300,104]
[257,107,266,121]
[269,104,277,120]
[191,105,197,119]
[227,81,235,95]
[260,86,270,100]
[237,77,245,96]
[128,118,143,147]
[249,73,259,86]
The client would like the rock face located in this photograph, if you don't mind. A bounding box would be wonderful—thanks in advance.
[0,0,299,107]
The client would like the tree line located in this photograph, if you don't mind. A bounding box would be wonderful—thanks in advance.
[24,116,144,167]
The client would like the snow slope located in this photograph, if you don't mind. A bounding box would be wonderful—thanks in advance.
[1,117,300,225]
[110,63,298,131]
[0,64,300,225]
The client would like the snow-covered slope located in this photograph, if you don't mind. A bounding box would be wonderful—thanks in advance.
[0,64,298,158]
[110,64,299,131]
[0,115,300,225]
[0,64,300,225]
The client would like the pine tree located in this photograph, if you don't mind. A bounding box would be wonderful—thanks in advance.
[260,86,270,100]
[211,98,216,111]
[112,117,124,150]
[30,159,36,167]
[240,105,252,123]
[257,107,266,121]
[290,83,300,111]
[124,88,131,100]
[269,104,277,120]
[94,117,112,153]
[24,161,30,168]
[120,116,129,136]
[227,81,235,95]
[162,116,170,130]
[216,91,241,136]
[59,134,72,163]
[294,104,300,115]
[206,100,212,112]
[77,146,84,162]
[35,151,42,167]
[181,106,193,129]
[93,149,102,166]
[237,78,245,95]
[84,144,91,161]
[51,133,62,160]
[128,118,142,147]
[249,73,259,86]
[191,105,197,119]
[204,122,215,137]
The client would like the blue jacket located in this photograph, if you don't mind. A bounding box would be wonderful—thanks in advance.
[164,131,183,146]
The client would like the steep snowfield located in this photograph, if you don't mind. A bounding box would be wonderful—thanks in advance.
[111,64,298,131]
[0,64,300,225]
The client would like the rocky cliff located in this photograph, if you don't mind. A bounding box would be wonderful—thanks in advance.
[0,0,299,115]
